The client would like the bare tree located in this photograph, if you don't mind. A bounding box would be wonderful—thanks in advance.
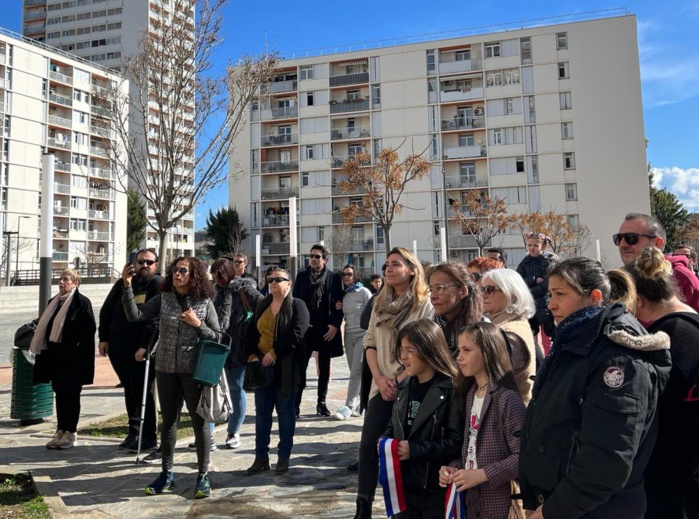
[337,147,431,253]
[450,190,509,256]
[509,210,591,258]
[328,223,354,270]
[105,0,278,264]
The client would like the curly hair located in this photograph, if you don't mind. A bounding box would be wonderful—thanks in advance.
[161,257,214,301]
[466,257,501,274]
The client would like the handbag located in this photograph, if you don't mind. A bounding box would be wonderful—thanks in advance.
[14,319,39,349]
[243,360,274,390]
[196,370,233,424]
[507,480,525,519]
[191,332,232,387]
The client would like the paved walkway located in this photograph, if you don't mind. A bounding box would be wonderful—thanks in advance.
[0,353,378,518]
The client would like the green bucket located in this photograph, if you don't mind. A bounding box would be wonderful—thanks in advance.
[191,334,231,387]
[10,348,53,425]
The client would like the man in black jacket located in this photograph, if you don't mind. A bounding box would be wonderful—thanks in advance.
[98,248,163,451]
[292,244,343,417]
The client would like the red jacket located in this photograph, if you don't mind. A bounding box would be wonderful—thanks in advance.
[666,254,699,312]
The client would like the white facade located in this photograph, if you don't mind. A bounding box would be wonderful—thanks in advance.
[230,12,649,273]
[0,28,127,279]
[23,0,196,258]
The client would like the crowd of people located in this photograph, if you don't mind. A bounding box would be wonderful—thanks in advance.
[28,211,698,518]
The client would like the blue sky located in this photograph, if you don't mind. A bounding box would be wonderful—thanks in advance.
[5,1,699,224]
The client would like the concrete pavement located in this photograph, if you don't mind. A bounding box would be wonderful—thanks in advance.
[0,353,379,518]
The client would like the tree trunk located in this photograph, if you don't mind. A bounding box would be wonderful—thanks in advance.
[383,224,392,254]
[158,229,169,269]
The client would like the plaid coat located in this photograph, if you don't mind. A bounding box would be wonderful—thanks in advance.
[455,384,525,519]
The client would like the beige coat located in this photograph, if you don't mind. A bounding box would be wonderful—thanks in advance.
[491,312,537,404]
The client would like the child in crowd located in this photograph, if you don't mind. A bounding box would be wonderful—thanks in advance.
[382,319,464,519]
[439,322,525,519]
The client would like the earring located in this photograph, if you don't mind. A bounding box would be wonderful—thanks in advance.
[505,304,516,315]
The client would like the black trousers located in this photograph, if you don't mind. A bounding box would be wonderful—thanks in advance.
[52,378,83,433]
[108,351,157,440]
[295,327,331,408]
[393,487,446,519]
[358,393,395,501]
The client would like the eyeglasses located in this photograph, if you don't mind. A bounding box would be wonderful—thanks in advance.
[341,272,354,278]
[171,267,189,275]
[612,233,657,246]
[234,260,245,264]
[309,254,323,259]
[428,283,458,295]
[267,277,290,284]
[471,272,482,281]
[480,285,502,295]
[137,259,156,266]
[399,346,418,357]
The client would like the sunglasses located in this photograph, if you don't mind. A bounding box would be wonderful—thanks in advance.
[471,272,482,281]
[480,285,502,295]
[342,272,354,278]
[267,277,290,284]
[612,233,657,246]
[171,267,189,275]
[234,260,245,264]
[309,254,323,259]
[137,259,156,266]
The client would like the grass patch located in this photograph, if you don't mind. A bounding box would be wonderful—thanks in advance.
[78,413,195,440]
[0,474,51,519]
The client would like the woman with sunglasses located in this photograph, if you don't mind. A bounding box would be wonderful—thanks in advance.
[122,256,221,499]
[355,247,433,519]
[245,268,309,476]
[335,264,372,421]
[480,268,538,404]
[465,257,501,284]
[519,257,671,519]
[426,262,484,357]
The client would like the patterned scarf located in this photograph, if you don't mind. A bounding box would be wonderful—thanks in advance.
[309,267,328,310]
[375,290,414,357]
[344,281,364,293]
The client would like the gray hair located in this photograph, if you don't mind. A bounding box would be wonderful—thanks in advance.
[481,268,535,318]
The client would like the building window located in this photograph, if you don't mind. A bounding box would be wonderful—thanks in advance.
[560,91,572,109]
[376,225,384,245]
[505,98,514,115]
[567,214,580,231]
[561,122,574,139]
[520,37,532,64]
[0,187,7,211]
[516,157,525,173]
[306,92,314,106]
[426,49,436,74]
[304,145,314,160]
[564,152,576,170]
[300,65,313,80]
[565,183,578,201]
[556,32,568,50]
[302,172,309,187]
[455,50,471,61]
[485,42,501,58]
[347,90,361,101]
[558,62,570,79]
[371,84,381,106]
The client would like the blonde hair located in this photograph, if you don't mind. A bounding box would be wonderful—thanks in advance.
[623,247,678,303]
[374,247,428,310]
[607,269,637,313]
[60,268,81,285]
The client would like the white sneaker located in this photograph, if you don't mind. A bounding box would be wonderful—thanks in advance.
[225,433,241,449]
[46,430,64,449]
[334,405,352,421]
[57,431,76,449]
[351,407,362,417]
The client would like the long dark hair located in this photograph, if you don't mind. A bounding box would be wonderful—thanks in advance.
[161,257,214,301]
[456,322,519,397]
[426,261,483,328]
[395,319,458,380]
[210,257,236,285]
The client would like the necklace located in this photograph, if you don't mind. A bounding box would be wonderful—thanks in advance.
[477,382,489,391]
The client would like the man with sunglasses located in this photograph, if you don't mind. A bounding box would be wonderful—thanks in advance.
[292,244,344,417]
[232,252,258,289]
[98,248,164,452]
[615,213,699,312]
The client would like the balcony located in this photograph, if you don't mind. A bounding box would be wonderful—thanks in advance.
[50,71,73,85]
[330,99,369,114]
[440,87,484,103]
[443,145,486,160]
[91,83,110,97]
[261,215,289,228]
[261,133,298,146]
[329,72,369,87]
[261,187,299,200]
[441,116,485,131]
[332,184,368,196]
[91,125,112,138]
[268,80,297,94]
[88,210,109,220]
[90,167,112,179]
[90,145,108,157]
[438,59,483,74]
[332,154,366,168]
[260,242,290,255]
[53,229,68,239]
[349,238,374,251]
[48,137,71,150]
[54,207,69,216]
[54,182,70,194]
[333,213,372,223]
[49,114,72,128]
[24,9,46,20]
[89,188,114,200]
[25,0,45,6]
[261,160,298,174]
[52,252,68,261]
[444,176,489,189]
[91,105,109,117]
[331,127,370,140]
[88,230,111,241]
[260,106,297,120]
[55,160,71,172]
[49,93,73,107]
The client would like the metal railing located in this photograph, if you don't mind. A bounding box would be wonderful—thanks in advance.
[55,160,71,171]
[440,87,484,103]
[260,242,290,255]
[438,59,483,74]
[443,145,486,160]
[333,213,372,223]
[89,188,113,199]
[91,105,109,117]
[349,238,374,251]
[54,182,70,194]
[54,207,69,216]
[261,133,298,146]
[260,106,298,120]
[441,116,485,131]
[50,70,73,85]
[49,93,73,106]
[268,79,297,93]
[88,210,109,220]
[330,99,370,114]
[49,114,72,127]
[329,72,369,87]
[261,187,299,200]
[88,230,111,241]
[261,215,289,228]
[444,176,489,189]
[331,127,370,140]
[90,146,108,157]
[52,252,68,261]
[261,160,298,173]
[48,137,71,150]
[90,167,111,179]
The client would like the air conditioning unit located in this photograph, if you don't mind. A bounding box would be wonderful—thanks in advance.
[474,108,483,115]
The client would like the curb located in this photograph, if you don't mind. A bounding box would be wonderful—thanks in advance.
[30,471,70,518]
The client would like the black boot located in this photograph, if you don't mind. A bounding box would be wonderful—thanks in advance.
[353,497,372,519]
[316,402,331,417]
[246,456,270,475]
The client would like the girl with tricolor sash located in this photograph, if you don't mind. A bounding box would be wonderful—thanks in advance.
[439,322,525,519]
[380,319,464,518]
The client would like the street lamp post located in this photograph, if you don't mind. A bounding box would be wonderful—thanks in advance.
[3,230,17,287]
[15,215,30,279]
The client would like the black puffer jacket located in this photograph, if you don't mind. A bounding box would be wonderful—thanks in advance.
[383,374,465,490]
[519,303,671,519]
[214,277,263,368]
[516,252,554,311]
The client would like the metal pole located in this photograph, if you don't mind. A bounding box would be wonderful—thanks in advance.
[3,231,13,287]
[289,196,298,279]
[40,153,55,317]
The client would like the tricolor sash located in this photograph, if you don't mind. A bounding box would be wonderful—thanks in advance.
[378,438,406,517]
[444,482,465,519]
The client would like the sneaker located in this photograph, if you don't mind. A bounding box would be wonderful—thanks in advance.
[351,407,362,417]
[145,470,175,495]
[46,430,64,449]
[188,437,217,452]
[127,438,158,453]
[334,405,352,421]
[194,472,211,499]
[56,432,76,449]
[225,433,241,449]
[141,448,161,464]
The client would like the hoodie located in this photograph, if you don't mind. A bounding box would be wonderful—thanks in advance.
[666,254,699,312]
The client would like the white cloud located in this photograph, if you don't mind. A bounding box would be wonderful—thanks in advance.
[652,166,699,210]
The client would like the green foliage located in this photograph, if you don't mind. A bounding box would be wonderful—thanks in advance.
[0,474,51,518]
[126,189,148,254]
[202,207,249,258]
[649,168,689,250]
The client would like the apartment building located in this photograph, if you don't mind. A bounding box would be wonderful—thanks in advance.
[229,10,649,273]
[0,27,127,279]
[22,0,196,258]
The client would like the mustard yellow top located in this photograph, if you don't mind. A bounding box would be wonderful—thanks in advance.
[253,306,277,360]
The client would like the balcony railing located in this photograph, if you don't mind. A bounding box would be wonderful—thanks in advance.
[261,215,289,228]
[260,242,290,255]
[331,127,370,140]
[438,59,483,74]
[349,238,374,251]
[49,114,72,127]
[25,0,45,6]
[268,80,297,93]
[50,71,73,85]
[53,229,68,239]
[54,182,70,194]
[332,154,366,168]
[329,72,369,87]
[440,87,484,103]
[260,106,298,120]
[448,235,479,249]
[52,252,68,261]
[91,83,110,97]
[441,116,485,131]
[49,93,73,106]
[90,167,111,179]
[261,160,298,174]
[0,78,5,90]
[55,160,71,172]
[91,125,112,138]
[332,184,368,196]
[89,188,114,200]
[261,133,298,146]
[54,207,69,216]
[24,10,46,21]
[48,137,71,150]
[261,187,299,200]
[90,146,108,157]
[0,102,4,113]
[332,213,372,223]
[88,230,111,241]
[444,176,489,189]
[443,145,486,160]
[88,210,109,220]
[91,105,109,117]
[330,99,369,114]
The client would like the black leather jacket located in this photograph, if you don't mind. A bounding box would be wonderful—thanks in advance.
[383,374,465,490]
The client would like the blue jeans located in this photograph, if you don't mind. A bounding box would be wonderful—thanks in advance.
[254,384,296,459]
[226,365,247,435]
